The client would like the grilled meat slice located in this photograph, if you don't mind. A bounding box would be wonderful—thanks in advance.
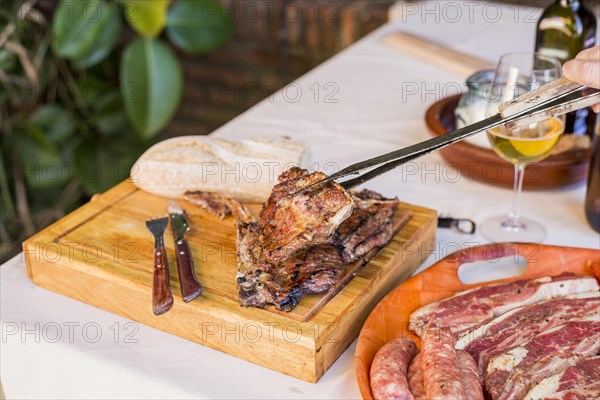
[184,191,230,219]
[185,191,254,224]
[236,168,399,311]
[263,244,347,311]
[237,231,347,311]
[236,222,267,308]
[257,167,353,263]
[338,190,399,263]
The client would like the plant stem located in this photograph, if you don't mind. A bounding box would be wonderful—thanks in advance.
[55,57,95,121]
[0,151,15,217]
[35,180,80,227]
[13,166,35,237]
[0,219,11,243]
[53,56,93,138]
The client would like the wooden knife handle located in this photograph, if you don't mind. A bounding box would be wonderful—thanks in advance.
[381,32,492,79]
[152,246,174,315]
[174,238,203,302]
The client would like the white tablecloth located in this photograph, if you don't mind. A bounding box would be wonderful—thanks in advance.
[2,2,598,398]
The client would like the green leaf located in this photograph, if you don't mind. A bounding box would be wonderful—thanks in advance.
[52,0,120,66]
[121,0,169,37]
[77,75,111,104]
[92,89,133,136]
[75,138,145,195]
[166,0,233,54]
[13,127,73,189]
[30,104,76,145]
[0,49,16,71]
[120,37,182,138]
[72,5,121,68]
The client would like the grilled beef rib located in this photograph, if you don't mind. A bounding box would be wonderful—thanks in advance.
[236,167,399,311]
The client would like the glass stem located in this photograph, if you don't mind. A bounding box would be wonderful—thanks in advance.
[509,162,526,228]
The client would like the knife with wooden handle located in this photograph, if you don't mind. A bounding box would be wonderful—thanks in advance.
[381,31,492,78]
[145,216,174,315]
[168,200,203,302]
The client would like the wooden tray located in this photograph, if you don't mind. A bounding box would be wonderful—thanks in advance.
[354,242,600,399]
[425,95,591,190]
[23,179,437,383]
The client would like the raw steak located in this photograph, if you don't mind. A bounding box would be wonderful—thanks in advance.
[485,319,600,400]
[409,275,599,336]
[523,355,600,400]
[456,292,599,376]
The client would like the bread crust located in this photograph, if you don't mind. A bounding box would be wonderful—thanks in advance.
[131,136,310,203]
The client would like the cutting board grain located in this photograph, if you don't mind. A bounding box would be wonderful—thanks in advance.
[354,242,600,399]
[23,179,436,383]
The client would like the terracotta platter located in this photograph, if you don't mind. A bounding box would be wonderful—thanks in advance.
[424,95,591,190]
[354,242,600,399]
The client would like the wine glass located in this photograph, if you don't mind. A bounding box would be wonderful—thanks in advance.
[480,52,565,243]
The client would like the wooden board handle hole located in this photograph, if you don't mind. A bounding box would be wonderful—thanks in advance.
[457,255,528,285]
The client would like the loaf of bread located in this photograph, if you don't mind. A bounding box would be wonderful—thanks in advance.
[131,136,311,203]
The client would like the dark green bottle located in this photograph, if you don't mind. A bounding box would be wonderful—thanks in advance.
[535,0,597,136]
[579,0,597,49]
[585,117,600,233]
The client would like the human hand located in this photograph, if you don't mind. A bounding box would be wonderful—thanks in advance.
[563,46,600,112]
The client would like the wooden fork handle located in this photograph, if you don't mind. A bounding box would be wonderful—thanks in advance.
[174,238,203,302]
[152,246,174,315]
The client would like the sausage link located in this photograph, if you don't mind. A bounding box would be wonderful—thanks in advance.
[370,338,418,400]
[422,328,466,400]
[457,350,484,400]
[407,353,425,400]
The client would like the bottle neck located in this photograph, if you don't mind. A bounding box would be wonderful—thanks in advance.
[559,0,581,9]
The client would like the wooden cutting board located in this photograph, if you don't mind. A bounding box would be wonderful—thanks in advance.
[23,179,436,383]
[354,243,600,398]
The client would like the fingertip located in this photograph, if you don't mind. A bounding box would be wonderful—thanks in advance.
[562,59,576,80]
[575,46,600,61]
[562,59,600,88]
[593,104,600,114]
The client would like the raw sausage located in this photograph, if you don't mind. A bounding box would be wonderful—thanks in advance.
[456,350,484,400]
[370,338,418,400]
[422,327,466,399]
[407,353,425,400]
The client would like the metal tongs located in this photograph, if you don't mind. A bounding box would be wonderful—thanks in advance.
[311,77,600,190]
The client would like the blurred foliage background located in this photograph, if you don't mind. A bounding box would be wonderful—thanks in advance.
[0,0,234,262]
[1,0,396,264]
[0,0,561,263]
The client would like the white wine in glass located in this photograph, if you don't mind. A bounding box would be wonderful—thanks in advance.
[487,117,564,165]
[480,52,565,243]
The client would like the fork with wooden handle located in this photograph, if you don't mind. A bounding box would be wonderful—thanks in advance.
[145,216,174,315]
[168,200,203,302]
